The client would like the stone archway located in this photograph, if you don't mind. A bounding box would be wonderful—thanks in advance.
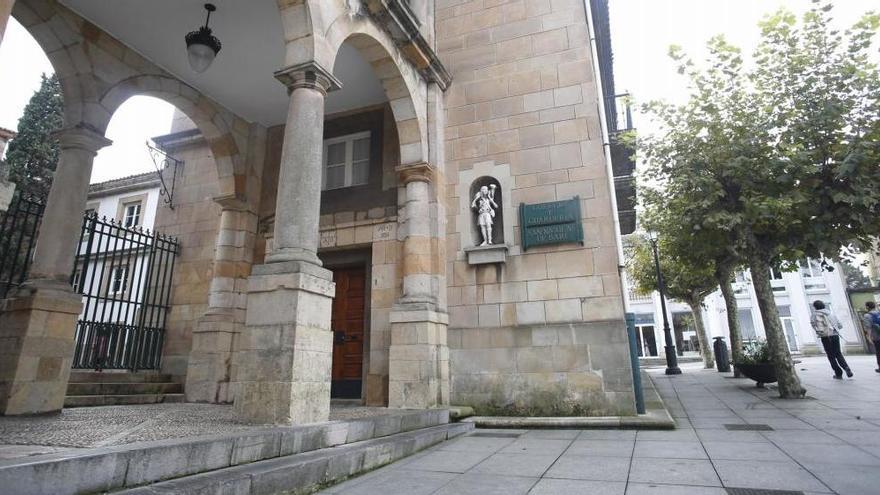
[98,76,249,205]
[11,0,97,130]
[329,31,428,167]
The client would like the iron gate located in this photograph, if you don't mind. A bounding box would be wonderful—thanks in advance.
[0,195,45,299]
[71,213,179,370]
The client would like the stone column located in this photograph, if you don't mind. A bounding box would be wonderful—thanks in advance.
[388,163,449,409]
[186,203,257,404]
[0,125,111,415]
[234,62,340,424]
[398,163,435,304]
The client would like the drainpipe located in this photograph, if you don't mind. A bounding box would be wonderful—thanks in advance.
[583,0,628,312]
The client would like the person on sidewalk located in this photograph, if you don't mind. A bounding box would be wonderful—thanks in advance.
[861,301,880,373]
[810,300,852,379]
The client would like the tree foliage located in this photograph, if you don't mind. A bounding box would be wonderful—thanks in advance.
[5,73,63,200]
[635,1,880,398]
[626,233,716,368]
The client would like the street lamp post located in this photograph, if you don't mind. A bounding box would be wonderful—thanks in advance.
[648,233,682,375]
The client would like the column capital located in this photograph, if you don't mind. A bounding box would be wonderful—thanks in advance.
[274,61,342,95]
[52,125,112,154]
[396,161,435,185]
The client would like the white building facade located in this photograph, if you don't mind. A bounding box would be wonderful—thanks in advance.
[624,259,866,360]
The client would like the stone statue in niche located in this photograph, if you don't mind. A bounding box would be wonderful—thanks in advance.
[471,183,498,246]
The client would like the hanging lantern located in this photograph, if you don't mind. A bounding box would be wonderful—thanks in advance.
[185,3,222,73]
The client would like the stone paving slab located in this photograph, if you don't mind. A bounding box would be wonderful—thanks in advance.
[318,355,880,495]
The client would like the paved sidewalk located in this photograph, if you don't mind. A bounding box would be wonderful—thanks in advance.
[320,355,880,495]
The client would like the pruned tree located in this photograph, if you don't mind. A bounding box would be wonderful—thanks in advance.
[636,2,880,398]
[626,232,716,369]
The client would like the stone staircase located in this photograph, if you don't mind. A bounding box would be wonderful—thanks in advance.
[65,371,184,407]
[0,409,468,495]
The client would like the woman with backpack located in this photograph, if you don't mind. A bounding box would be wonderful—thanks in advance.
[861,301,880,373]
[810,300,853,379]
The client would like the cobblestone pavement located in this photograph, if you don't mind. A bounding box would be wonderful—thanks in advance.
[320,355,880,495]
[0,401,395,455]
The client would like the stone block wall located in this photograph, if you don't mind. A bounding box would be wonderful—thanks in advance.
[152,137,222,380]
[437,0,636,414]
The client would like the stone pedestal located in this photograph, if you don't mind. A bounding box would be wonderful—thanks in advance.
[186,206,257,404]
[0,126,109,415]
[0,281,82,415]
[388,303,449,409]
[234,261,335,424]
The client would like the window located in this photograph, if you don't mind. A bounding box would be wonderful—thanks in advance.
[110,265,128,295]
[123,202,142,228]
[778,305,799,352]
[800,258,827,290]
[738,309,758,341]
[322,132,370,190]
[84,208,96,218]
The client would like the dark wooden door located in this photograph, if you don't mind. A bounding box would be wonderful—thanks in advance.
[330,267,366,398]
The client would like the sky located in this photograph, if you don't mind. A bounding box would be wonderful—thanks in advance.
[0,1,878,184]
[609,0,879,126]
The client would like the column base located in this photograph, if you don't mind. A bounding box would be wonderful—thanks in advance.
[388,303,449,409]
[234,261,335,424]
[0,281,82,415]
[185,310,238,404]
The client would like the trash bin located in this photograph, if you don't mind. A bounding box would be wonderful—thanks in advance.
[713,336,730,372]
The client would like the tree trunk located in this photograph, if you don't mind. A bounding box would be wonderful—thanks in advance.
[748,255,806,398]
[686,298,714,369]
[716,265,743,377]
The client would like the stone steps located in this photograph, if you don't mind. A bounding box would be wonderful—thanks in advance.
[68,371,175,383]
[67,382,183,396]
[0,409,453,495]
[65,371,183,408]
[119,422,473,494]
[65,393,185,407]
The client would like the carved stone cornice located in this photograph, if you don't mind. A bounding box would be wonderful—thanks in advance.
[364,0,452,91]
[52,124,112,155]
[396,161,435,185]
[274,61,343,96]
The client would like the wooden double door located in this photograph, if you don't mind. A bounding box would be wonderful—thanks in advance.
[330,266,366,399]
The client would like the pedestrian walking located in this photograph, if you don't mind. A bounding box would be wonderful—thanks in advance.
[861,301,880,373]
[810,300,853,379]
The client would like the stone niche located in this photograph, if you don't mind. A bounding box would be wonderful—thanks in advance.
[459,162,514,266]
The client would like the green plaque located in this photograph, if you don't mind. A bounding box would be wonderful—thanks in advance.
[519,196,584,251]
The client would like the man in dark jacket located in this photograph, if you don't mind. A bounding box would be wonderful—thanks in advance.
[861,301,880,373]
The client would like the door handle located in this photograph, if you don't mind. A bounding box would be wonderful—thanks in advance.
[333,331,345,345]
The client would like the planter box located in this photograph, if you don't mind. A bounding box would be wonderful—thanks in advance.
[735,363,777,388]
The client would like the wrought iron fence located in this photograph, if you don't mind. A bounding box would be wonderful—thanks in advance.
[0,195,45,299]
[71,213,179,371]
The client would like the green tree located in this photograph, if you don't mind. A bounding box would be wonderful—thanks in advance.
[840,261,872,290]
[626,233,716,369]
[5,73,63,200]
[637,2,880,398]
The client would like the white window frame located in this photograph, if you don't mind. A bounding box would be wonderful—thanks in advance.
[109,265,128,295]
[72,269,83,293]
[800,257,827,291]
[123,202,142,228]
[322,131,371,191]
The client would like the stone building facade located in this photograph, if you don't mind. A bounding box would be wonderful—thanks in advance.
[1,0,635,421]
